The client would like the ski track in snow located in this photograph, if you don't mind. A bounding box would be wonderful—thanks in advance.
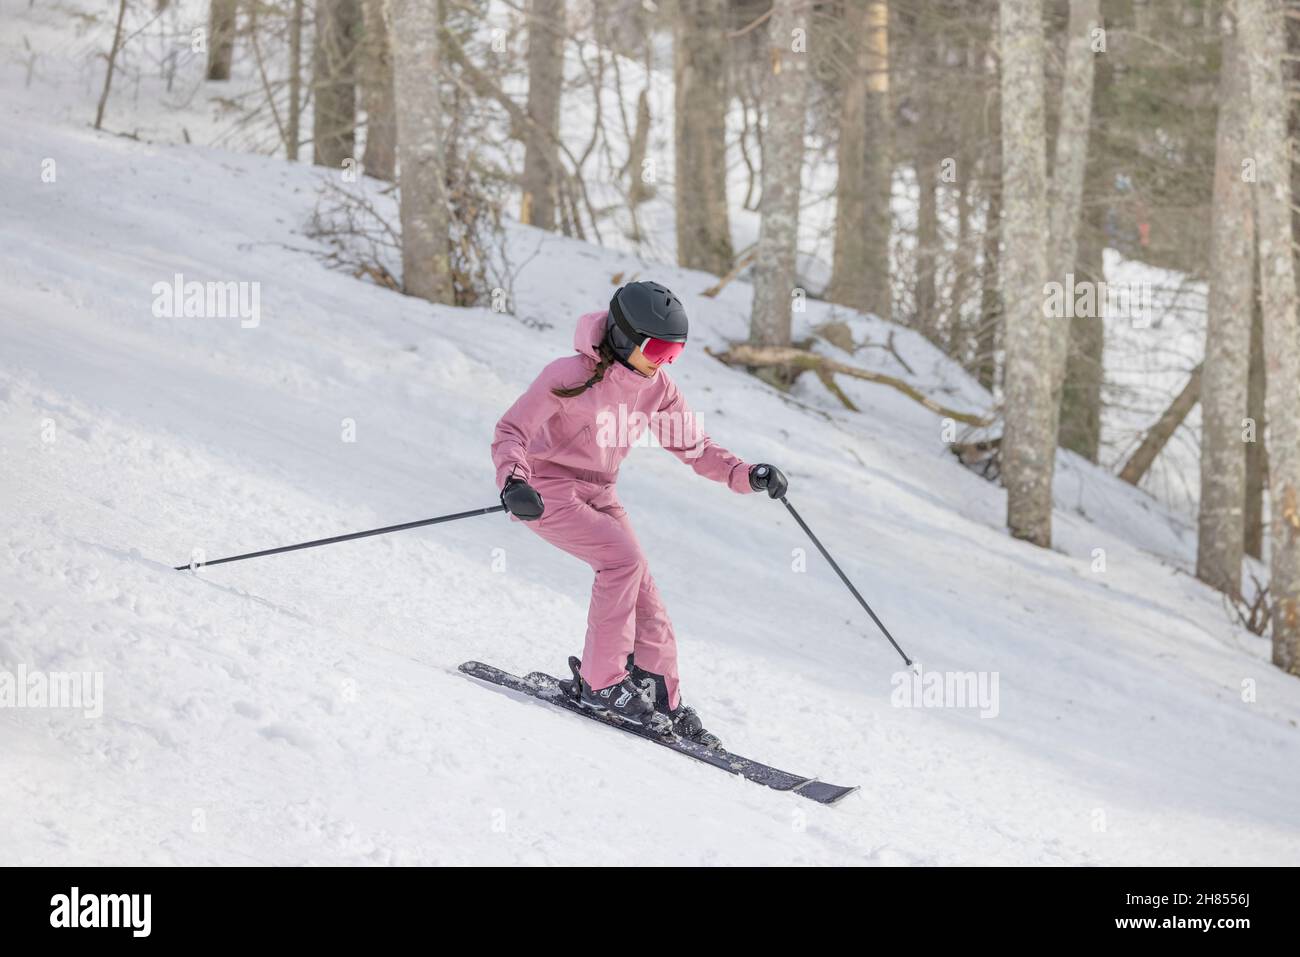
[2,3,1299,866]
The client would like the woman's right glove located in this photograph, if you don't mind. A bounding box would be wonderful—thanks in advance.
[501,477,545,521]
[749,463,788,499]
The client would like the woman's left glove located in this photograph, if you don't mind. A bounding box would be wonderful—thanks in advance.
[749,464,788,499]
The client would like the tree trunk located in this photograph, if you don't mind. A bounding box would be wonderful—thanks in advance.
[94,0,129,130]
[207,0,239,82]
[1058,13,1111,464]
[1196,26,1255,597]
[1058,198,1105,460]
[914,149,939,341]
[626,86,652,207]
[1244,281,1267,560]
[1046,0,1100,418]
[359,0,396,180]
[673,0,733,274]
[827,0,891,320]
[748,0,809,349]
[997,0,1053,546]
[1238,0,1300,673]
[313,0,363,170]
[287,0,304,161]
[1118,365,1203,487]
[520,0,565,229]
[389,0,454,304]
[977,164,1003,392]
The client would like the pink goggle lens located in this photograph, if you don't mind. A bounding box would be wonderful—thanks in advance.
[641,337,686,365]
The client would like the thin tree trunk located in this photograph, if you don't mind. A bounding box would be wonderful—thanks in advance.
[914,149,939,341]
[998,0,1053,546]
[1046,0,1100,418]
[207,0,239,81]
[287,0,304,161]
[625,86,652,207]
[827,0,890,320]
[1059,17,1111,464]
[975,141,1002,392]
[1058,198,1105,461]
[1238,0,1300,673]
[749,0,809,349]
[389,0,453,304]
[359,0,396,180]
[313,0,363,170]
[520,0,565,229]
[1196,26,1255,597]
[1118,364,1203,487]
[1244,280,1267,560]
[673,0,733,274]
[94,0,129,131]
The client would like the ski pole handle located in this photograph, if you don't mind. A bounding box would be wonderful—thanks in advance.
[780,496,914,667]
[175,504,507,571]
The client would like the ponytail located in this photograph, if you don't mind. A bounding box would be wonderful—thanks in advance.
[552,337,618,398]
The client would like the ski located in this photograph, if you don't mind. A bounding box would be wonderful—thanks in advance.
[459,661,858,806]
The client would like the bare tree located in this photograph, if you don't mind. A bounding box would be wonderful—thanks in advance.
[1244,287,1267,560]
[997,0,1053,545]
[389,0,453,304]
[1196,25,1254,597]
[1119,364,1203,487]
[360,0,396,180]
[521,0,565,229]
[1238,0,1300,674]
[207,0,239,82]
[673,0,733,274]
[94,0,129,131]
[748,0,809,351]
[1045,0,1100,397]
[288,0,305,161]
[313,0,363,170]
[827,0,891,320]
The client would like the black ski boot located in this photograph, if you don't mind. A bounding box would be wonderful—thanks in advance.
[562,657,669,733]
[629,658,723,750]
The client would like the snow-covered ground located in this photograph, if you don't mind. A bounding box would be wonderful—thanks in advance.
[3,1,1298,866]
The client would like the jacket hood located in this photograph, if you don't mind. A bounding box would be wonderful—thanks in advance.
[574,310,609,360]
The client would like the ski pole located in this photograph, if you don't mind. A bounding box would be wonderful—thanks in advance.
[780,496,915,668]
[174,504,507,571]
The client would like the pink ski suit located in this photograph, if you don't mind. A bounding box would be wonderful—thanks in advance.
[492,310,755,709]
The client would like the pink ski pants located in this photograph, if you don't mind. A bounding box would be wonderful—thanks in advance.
[525,468,680,710]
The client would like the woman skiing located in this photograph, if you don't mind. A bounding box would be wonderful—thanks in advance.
[491,281,787,748]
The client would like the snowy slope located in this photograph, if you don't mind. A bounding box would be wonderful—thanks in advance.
[3,8,1300,866]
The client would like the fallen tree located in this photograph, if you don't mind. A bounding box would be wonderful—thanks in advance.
[707,343,994,427]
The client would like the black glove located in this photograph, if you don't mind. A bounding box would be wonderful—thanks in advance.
[749,463,788,499]
[501,477,545,521]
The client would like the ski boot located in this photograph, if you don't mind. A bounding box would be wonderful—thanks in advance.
[628,658,723,750]
[562,657,672,735]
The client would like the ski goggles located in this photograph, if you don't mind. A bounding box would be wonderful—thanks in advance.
[639,336,686,365]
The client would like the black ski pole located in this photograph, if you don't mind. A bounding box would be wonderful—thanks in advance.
[780,496,915,668]
[174,504,507,571]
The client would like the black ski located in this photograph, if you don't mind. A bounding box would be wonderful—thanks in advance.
[459,661,858,806]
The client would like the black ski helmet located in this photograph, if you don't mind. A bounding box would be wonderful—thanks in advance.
[606,281,689,362]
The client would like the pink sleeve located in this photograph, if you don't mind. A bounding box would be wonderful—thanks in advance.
[491,360,567,489]
[656,379,754,494]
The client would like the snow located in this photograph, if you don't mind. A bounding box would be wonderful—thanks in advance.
[2,0,1298,866]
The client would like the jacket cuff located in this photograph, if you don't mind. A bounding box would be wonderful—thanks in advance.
[730,462,756,494]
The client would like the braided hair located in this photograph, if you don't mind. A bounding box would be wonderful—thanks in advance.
[552,335,618,398]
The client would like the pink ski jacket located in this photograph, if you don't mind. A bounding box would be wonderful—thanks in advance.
[492,311,755,493]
